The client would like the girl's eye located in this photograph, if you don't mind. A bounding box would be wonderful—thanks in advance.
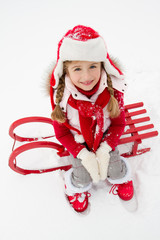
[90,65,96,69]
[74,68,81,71]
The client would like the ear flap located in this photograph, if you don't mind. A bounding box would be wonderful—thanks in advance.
[109,55,124,73]
[42,61,56,96]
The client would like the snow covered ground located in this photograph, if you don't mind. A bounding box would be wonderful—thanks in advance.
[1,0,160,239]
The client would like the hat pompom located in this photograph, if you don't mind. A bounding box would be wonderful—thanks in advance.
[64,25,100,41]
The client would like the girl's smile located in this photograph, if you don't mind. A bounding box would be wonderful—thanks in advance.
[80,80,94,86]
[66,61,101,91]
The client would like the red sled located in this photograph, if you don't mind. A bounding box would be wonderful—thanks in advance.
[8,102,158,175]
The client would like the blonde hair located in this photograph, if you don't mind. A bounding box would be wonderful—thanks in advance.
[51,61,120,123]
[106,73,120,118]
[51,62,69,123]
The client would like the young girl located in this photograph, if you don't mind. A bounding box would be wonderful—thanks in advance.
[49,25,133,213]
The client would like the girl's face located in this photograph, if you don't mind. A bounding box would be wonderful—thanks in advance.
[66,61,101,91]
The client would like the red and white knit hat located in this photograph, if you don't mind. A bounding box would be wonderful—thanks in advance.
[50,25,124,88]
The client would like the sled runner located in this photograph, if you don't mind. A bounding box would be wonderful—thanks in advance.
[9,116,71,175]
[8,102,158,175]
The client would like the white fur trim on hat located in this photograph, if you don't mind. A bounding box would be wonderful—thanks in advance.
[60,37,107,62]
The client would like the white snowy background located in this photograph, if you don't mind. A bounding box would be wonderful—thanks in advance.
[1,0,160,239]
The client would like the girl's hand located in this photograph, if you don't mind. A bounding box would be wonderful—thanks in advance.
[77,148,100,183]
[96,142,112,180]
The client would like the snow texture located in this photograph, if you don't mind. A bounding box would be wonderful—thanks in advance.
[1,0,160,240]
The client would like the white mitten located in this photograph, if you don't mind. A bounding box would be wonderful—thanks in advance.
[96,142,112,180]
[77,148,100,183]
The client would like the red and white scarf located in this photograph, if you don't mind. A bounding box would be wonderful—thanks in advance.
[68,88,110,152]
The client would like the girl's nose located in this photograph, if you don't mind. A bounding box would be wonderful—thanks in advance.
[83,70,92,80]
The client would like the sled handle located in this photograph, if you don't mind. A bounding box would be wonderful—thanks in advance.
[9,141,71,175]
[9,116,54,142]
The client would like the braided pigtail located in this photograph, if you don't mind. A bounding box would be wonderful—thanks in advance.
[51,61,71,123]
[51,75,66,123]
[107,73,120,118]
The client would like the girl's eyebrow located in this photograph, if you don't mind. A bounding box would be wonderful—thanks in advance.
[71,62,99,69]
[90,62,98,64]
[71,65,81,69]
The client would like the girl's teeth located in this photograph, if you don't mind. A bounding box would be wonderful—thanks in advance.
[83,81,92,85]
